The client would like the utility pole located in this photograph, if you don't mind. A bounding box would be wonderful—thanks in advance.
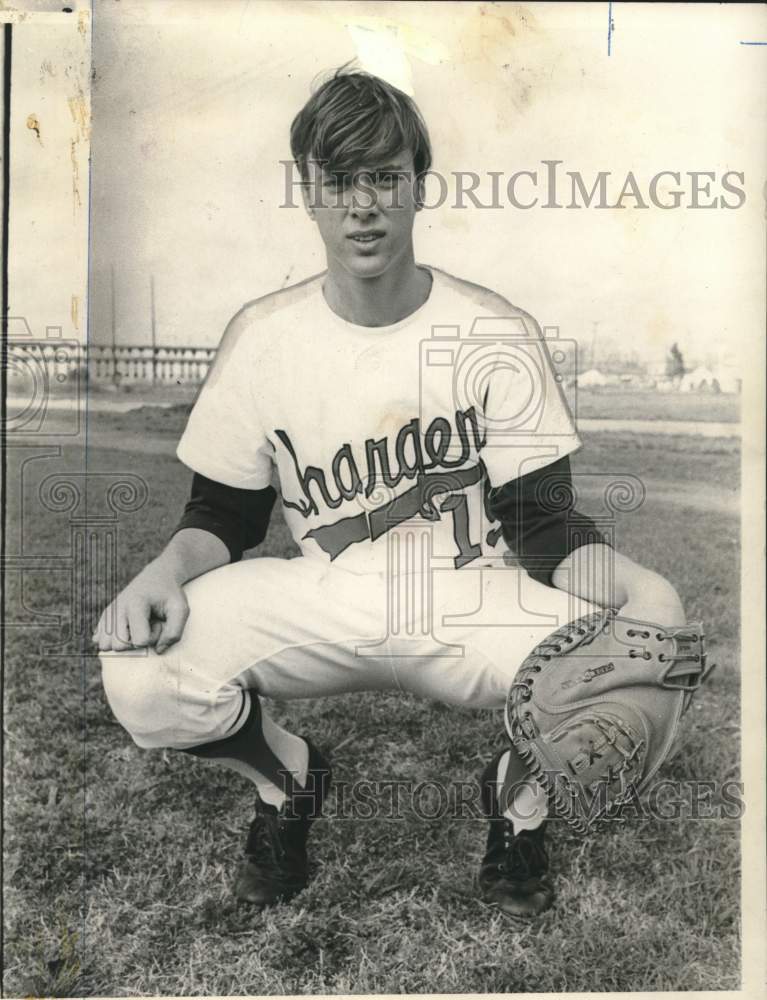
[150,274,156,384]
[110,263,117,386]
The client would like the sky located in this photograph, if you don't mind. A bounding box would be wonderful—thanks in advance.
[13,2,767,370]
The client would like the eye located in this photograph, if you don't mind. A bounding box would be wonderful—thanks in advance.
[323,172,349,190]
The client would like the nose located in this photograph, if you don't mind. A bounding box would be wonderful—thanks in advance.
[349,175,379,218]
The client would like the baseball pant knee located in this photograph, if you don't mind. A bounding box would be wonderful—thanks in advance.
[99,646,243,750]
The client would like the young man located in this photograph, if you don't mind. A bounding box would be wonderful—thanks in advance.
[94,69,686,919]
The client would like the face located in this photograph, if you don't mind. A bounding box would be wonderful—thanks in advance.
[302,151,422,279]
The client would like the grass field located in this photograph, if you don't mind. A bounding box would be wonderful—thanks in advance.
[574,388,740,424]
[2,415,741,996]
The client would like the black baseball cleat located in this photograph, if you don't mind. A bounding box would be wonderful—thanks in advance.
[478,751,554,919]
[233,739,332,907]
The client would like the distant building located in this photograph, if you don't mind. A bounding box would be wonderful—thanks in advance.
[680,366,718,392]
[654,378,675,394]
[577,368,609,388]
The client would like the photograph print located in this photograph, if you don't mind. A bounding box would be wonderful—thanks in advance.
[2,2,765,997]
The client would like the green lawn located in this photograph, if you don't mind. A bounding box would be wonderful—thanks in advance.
[2,425,740,996]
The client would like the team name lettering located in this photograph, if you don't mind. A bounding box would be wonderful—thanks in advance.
[277,407,485,518]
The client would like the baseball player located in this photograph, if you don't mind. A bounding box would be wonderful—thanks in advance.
[94,69,689,919]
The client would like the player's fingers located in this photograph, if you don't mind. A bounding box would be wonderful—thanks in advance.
[155,595,189,654]
[97,603,132,652]
[125,597,154,648]
[114,603,134,648]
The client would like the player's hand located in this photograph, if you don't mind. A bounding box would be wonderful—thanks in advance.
[93,560,189,655]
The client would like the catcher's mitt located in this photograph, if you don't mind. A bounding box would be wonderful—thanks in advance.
[505,608,711,833]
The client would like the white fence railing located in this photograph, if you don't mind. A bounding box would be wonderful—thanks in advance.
[88,345,216,384]
[6,343,217,387]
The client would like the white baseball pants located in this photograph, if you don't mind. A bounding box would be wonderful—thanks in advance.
[100,550,595,750]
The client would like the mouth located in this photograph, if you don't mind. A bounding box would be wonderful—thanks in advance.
[348,230,385,245]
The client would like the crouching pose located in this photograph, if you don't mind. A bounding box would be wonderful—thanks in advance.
[94,69,689,919]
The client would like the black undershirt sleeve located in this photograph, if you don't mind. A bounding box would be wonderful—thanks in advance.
[487,455,611,587]
[172,473,277,563]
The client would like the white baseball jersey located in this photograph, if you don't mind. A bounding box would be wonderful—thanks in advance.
[177,265,580,576]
